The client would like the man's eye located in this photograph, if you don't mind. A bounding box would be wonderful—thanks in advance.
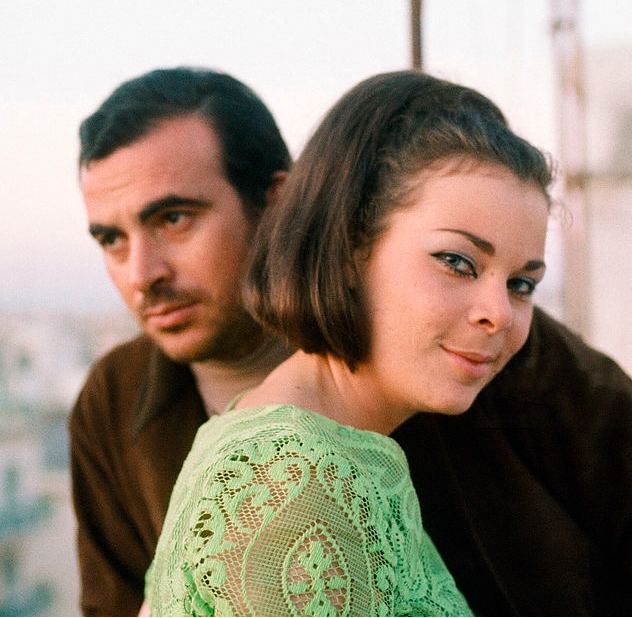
[432,252,477,278]
[98,232,120,248]
[164,211,189,226]
[508,277,537,298]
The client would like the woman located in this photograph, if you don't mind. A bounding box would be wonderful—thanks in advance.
[146,71,552,616]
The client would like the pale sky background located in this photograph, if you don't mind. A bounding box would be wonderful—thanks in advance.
[0,0,630,315]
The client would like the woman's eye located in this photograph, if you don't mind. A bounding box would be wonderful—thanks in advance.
[432,252,477,278]
[508,277,537,297]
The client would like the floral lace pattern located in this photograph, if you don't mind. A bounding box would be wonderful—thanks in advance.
[147,405,472,616]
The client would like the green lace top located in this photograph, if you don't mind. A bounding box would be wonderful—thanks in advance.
[146,404,472,616]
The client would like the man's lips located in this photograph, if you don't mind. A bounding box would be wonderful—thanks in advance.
[441,346,500,380]
[142,302,198,330]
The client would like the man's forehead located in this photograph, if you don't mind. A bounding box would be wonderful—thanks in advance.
[80,116,226,210]
[82,115,222,176]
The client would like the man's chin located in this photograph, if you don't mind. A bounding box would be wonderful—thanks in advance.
[147,330,219,364]
[146,321,265,364]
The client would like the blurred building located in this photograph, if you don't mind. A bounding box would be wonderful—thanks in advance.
[0,428,53,616]
[584,45,632,374]
[0,312,136,616]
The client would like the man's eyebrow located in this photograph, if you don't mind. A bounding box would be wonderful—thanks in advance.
[88,195,211,237]
[89,223,117,238]
[138,195,211,223]
[437,228,495,255]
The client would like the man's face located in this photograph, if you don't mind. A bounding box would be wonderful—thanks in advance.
[80,114,262,363]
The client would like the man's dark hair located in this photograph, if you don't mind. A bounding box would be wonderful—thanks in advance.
[244,70,554,369]
[79,66,290,216]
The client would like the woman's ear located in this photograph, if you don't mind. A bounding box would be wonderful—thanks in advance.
[343,258,357,290]
[348,240,371,290]
[265,170,289,207]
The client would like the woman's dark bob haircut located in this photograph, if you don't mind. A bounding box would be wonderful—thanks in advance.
[244,71,554,369]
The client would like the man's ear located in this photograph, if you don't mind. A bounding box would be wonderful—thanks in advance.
[265,170,289,206]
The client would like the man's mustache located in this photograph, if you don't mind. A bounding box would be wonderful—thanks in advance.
[137,282,201,313]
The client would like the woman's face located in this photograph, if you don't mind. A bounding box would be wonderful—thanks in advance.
[358,160,549,416]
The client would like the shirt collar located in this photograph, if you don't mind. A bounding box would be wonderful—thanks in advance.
[132,341,199,433]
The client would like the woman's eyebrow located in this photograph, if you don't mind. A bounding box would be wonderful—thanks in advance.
[437,228,546,271]
[436,228,495,255]
[524,259,546,271]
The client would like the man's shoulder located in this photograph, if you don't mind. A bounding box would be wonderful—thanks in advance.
[95,332,155,370]
[70,334,158,429]
[72,332,201,435]
[500,306,631,394]
[81,334,156,391]
[530,307,621,372]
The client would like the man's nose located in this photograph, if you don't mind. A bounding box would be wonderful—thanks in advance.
[127,236,171,293]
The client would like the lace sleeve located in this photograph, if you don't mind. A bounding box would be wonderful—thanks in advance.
[148,421,471,616]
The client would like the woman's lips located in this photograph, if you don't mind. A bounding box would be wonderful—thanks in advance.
[441,346,499,380]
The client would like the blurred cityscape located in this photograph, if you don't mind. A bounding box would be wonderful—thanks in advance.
[0,312,136,616]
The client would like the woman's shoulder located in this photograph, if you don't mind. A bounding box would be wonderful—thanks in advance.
[154,404,429,616]
[180,403,412,501]
[221,404,406,464]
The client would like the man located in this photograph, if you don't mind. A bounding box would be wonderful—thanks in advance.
[71,67,632,616]
[71,67,291,616]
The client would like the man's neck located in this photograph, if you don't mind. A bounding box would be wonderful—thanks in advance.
[191,336,292,416]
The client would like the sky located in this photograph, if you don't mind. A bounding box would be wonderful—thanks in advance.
[0,0,630,315]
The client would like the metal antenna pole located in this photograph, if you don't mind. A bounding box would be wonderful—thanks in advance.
[550,0,590,336]
[411,0,423,70]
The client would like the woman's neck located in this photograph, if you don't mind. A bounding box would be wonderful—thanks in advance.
[236,350,416,435]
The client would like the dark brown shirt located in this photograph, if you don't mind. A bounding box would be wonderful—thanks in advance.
[69,308,632,616]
